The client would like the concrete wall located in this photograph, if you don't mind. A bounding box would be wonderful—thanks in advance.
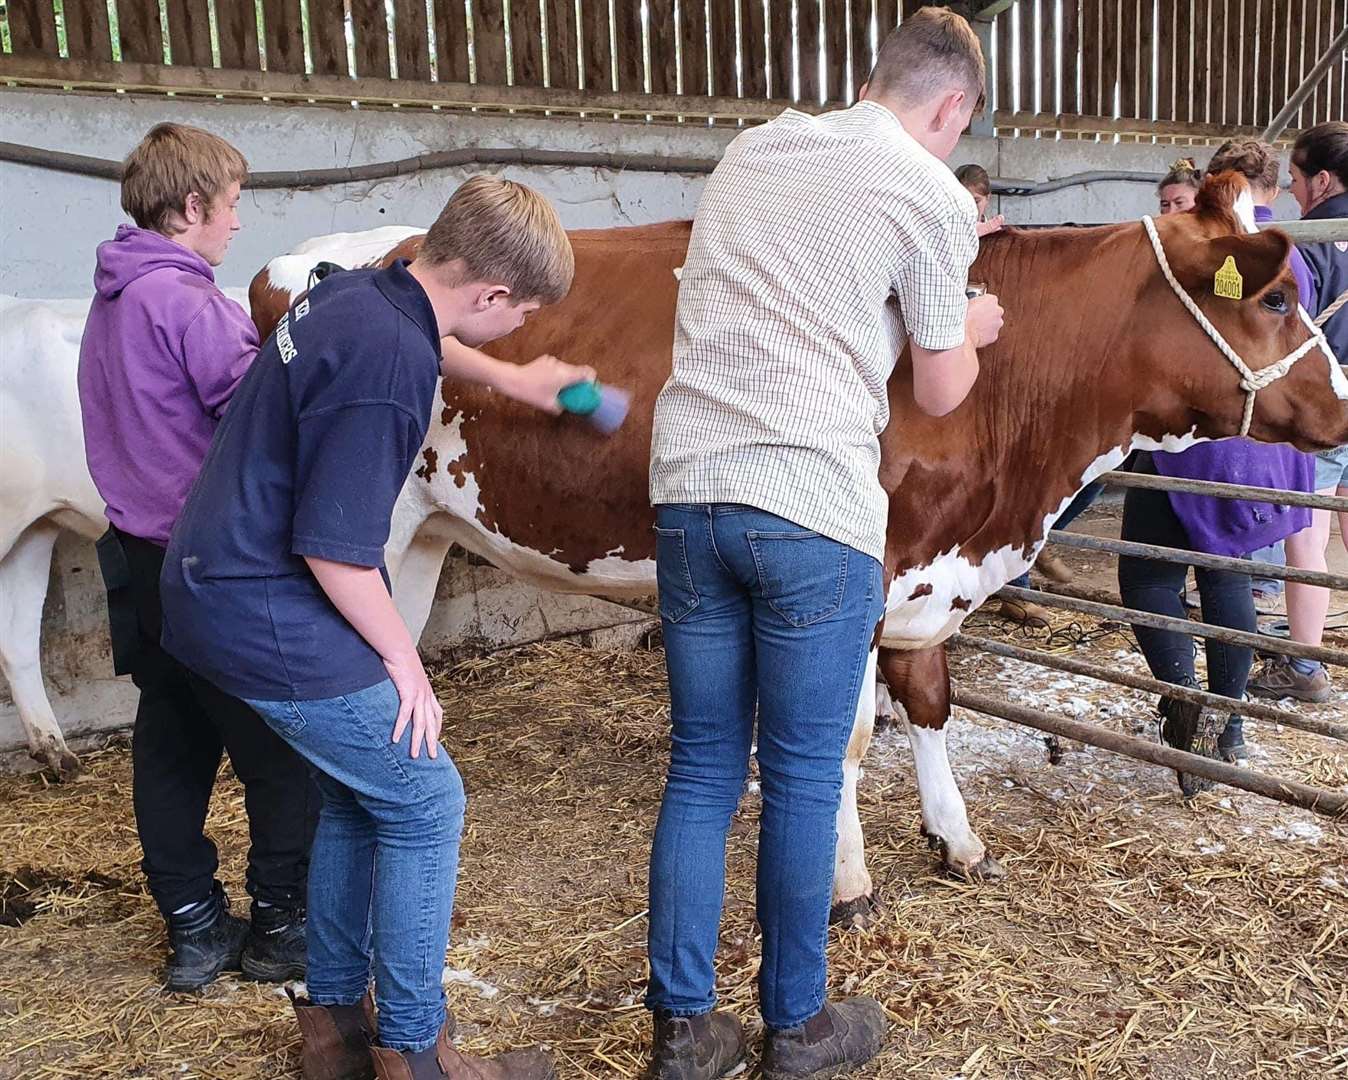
[0,87,1305,766]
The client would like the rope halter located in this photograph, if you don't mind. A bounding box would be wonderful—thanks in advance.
[1141,214,1337,438]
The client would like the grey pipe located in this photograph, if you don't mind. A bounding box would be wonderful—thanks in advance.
[1261,22,1348,144]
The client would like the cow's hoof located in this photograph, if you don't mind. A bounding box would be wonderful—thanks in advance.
[32,746,83,782]
[947,853,1006,882]
[829,893,876,929]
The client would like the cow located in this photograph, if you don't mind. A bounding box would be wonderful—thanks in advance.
[245,173,1348,920]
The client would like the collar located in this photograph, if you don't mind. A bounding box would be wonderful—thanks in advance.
[1304,190,1348,222]
[851,99,907,141]
[373,259,440,349]
[1253,204,1274,223]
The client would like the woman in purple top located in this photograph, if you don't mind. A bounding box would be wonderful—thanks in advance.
[1118,141,1316,788]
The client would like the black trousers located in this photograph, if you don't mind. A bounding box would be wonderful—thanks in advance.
[100,527,319,918]
[1116,472,1255,741]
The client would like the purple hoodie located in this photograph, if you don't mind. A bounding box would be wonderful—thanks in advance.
[78,225,259,544]
[1151,205,1316,555]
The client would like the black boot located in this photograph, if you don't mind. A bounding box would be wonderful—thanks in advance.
[1158,683,1220,798]
[647,1009,747,1080]
[762,997,886,1079]
[164,882,249,992]
[1218,714,1248,767]
[242,902,307,982]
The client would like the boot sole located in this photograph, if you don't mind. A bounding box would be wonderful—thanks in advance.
[1247,685,1332,704]
[648,1048,746,1080]
[165,951,245,992]
[241,953,307,983]
[763,1052,880,1080]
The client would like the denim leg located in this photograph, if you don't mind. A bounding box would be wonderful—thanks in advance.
[247,680,464,1052]
[1055,482,1103,532]
[647,505,756,1017]
[1118,487,1198,686]
[713,510,883,1029]
[1247,541,1285,597]
[1195,566,1256,741]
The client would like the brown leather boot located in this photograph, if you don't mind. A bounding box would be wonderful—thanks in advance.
[647,1009,747,1079]
[1034,549,1074,584]
[289,987,378,1080]
[368,1017,554,1080]
[762,997,886,1079]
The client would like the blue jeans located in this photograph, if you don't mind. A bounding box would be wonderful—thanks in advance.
[246,679,465,1052]
[647,504,884,1029]
[1247,541,1285,597]
[1010,481,1102,588]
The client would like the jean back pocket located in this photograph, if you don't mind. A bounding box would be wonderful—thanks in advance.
[747,530,848,628]
[654,526,700,623]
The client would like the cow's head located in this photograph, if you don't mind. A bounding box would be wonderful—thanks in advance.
[1132,172,1348,452]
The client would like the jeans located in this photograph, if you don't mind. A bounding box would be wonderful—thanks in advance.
[1117,484,1254,745]
[99,527,317,917]
[1010,482,1102,589]
[1247,541,1285,598]
[647,504,885,1030]
[246,680,465,1052]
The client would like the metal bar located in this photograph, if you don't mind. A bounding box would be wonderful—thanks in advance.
[997,585,1348,668]
[951,687,1348,817]
[1101,470,1348,513]
[1261,20,1348,143]
[952,633,1348,742]
[1047,530,1348,591]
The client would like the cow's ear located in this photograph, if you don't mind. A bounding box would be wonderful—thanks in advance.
[1169,230,1292,301]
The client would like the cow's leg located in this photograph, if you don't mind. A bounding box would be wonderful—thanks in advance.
[0,522,81,778]
[831,648,879,927]
[388,514,454,645]
[879,645,1004,881]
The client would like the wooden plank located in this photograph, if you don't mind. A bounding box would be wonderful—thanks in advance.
[1137,0,1152,119]
[509,0,546,86]
[1079,0,1097,115]
[613,0,645,91]
[1061,0,1079,114]
[824,0,848,102]
[875,0,897,39]
[5,0,59,57]
[1038,0,1055,114]
[798,0,820,104]
[392,0,431,81]
[217,0,262,68]
[1243,0,1260,127]
[1314,0,1332,125]
[165,0,212,66]
[1205,0,1224,125]
[580,0,612,90]
[61,0,113,61]
[771,0,795,98]
[472,0,509,85]
[116,0,165,64]
[1224,0,1241,126]
[707,0,739,97]
[850,0,873,93]
[678,0,708,95]
[1019,0,1039,113]
[1100,0,1119,119]
[1252,0,1271,127]
[545,0,578,88]
[261,0,305,73]
[1118,0,1136,117]
[1157,0,1174,120]
[349,0,391,78]
[996,11,1013,112]
[308,0,349,77]
[1264,0,1286,130]
[646,0,677,94]
[741,0,767,98]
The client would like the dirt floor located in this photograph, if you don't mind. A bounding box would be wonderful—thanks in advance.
[1,507,1345,1079]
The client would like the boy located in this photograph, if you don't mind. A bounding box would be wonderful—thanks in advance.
[954,162,1005,237]
[78,122,315,992]
[160,176,589,1080]
[645,10,1003,1079]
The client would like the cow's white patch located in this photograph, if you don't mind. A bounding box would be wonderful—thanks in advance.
[265,226,425,296]
[1128,425,1205,453]
[833,651,877,906]
[907,722,984,869]
[672,266,683,281]
[1233,189,1258,234]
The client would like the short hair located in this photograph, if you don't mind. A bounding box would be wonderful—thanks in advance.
[1206,139,1280,193]
[955,163,991,197]
[868,7,986,111]
[1292,121,1348,189]
[121,123,248,233]
[1157,157,1202,194]
[419,176,574,305]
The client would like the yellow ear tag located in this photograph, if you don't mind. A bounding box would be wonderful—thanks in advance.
[1213,255,1244,300]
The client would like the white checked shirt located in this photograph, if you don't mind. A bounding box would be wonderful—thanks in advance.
[649,100,979,563]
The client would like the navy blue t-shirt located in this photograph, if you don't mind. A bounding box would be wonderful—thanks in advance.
[160,260,440,701]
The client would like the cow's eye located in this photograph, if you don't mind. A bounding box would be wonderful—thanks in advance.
[1261,290,1288,314]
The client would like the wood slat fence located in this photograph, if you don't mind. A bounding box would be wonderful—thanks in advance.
[2,1,1344,138]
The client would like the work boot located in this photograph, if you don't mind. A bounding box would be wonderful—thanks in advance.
[1034,550,1074,584]
[647,1009,747,1080]
[242,902,307,982]
[1158,690,1221,798]
[997,597,1051,627]
[368,1017,554,1080]
[164,881,249,992]
[290,987,378,1080]
[1218,716,1249,768]
[762,997,886,1079]
[1247,656,1332,704]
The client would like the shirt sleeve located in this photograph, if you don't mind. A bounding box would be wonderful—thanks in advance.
[291,403,421,567]
[892,211,978,352]
[180,293,261,417]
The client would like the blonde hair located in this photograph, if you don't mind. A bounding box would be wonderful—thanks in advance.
[419,176,574,305]
[121,123,248,233]
[868,7,986,112]
[1158,157,1201,193]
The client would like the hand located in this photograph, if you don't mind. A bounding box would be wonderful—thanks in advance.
[976,215,1006,238]
[509,354,598,414]
[966,293,1004,349]
[385,649,443,759]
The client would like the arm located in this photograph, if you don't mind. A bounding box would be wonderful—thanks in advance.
[181,294,261,417]
[304,556,443,759]
[440,336,596,414]
[909,294,1003,417]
